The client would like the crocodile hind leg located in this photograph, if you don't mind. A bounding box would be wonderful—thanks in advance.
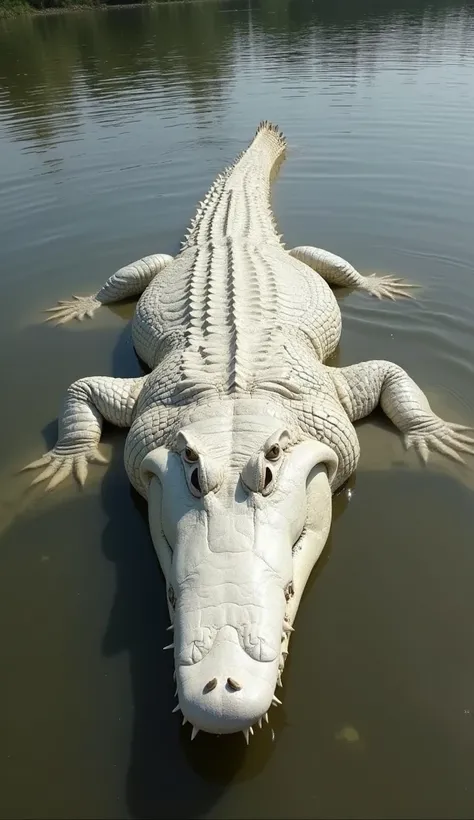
[289,246,418,300]
[330,361,474,463]
[44,253,174,324]
[22,375,146,489]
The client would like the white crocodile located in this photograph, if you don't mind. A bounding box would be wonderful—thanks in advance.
[25,121,473,741]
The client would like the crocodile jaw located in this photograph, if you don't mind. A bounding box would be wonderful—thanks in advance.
[173,469,334,738]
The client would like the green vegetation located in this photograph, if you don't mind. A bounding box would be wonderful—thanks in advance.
[0,0,31,16]
[0,0,154,18]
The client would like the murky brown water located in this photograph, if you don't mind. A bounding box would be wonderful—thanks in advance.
[1,0,474,817]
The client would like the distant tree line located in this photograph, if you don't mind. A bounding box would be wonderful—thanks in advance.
[0,0,469,19]
[1,0,162,17]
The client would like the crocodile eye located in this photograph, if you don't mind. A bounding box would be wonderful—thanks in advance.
[184,447,199,463]
[265,444,281,461]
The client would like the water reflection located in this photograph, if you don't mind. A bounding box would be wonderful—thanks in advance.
[0,0,473,150]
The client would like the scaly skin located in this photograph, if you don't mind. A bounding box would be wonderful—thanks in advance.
[24,121,473,740]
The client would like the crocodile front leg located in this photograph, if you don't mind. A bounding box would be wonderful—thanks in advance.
[289,246,417,300]
[331,361,474,463]
[23,376,146,489]
[44,253,174,325]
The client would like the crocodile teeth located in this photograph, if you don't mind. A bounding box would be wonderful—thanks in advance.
[163,643,174,650]
[191,727,199,741]
[272,696,282,707]
[243,729,250,744]
[172,704,181,714]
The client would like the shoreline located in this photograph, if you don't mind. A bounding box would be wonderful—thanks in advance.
[0,0,197,19]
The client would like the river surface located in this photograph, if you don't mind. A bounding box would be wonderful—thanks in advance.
[0,1,474,817]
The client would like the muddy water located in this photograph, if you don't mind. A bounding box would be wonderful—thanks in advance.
[1,1,474,817]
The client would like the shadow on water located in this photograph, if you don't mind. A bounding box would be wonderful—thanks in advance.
[98,436,244,819]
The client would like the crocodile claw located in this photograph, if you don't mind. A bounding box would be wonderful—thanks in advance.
[364,274,419,301]
[404,421,474,465]
[22,447,109,490]
[43,295,101,325]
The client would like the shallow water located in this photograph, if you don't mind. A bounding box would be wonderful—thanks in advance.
[0,0,474,817]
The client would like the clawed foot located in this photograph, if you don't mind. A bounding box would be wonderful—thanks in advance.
[22,447,109,491]
[404,421,474,465]
[363,274,419,301]
[43,294,101,325]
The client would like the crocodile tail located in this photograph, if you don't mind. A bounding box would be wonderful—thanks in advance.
[236,120,287,179]
[254,120,287,149]
[181,122,287,248]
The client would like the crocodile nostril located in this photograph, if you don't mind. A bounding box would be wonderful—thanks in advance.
[203,677,218,694]
[227,677,242,691]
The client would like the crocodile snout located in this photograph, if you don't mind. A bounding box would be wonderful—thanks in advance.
[176,625,278,736]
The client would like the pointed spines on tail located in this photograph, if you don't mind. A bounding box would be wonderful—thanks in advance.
[254,120,287,150]
[181,122,287,249]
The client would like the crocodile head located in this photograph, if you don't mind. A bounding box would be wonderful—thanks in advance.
[139,411,338,739]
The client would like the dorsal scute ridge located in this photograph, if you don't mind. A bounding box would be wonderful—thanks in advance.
[182,122,287,249]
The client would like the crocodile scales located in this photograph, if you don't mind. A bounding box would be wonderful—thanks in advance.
[24,121,474,739]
